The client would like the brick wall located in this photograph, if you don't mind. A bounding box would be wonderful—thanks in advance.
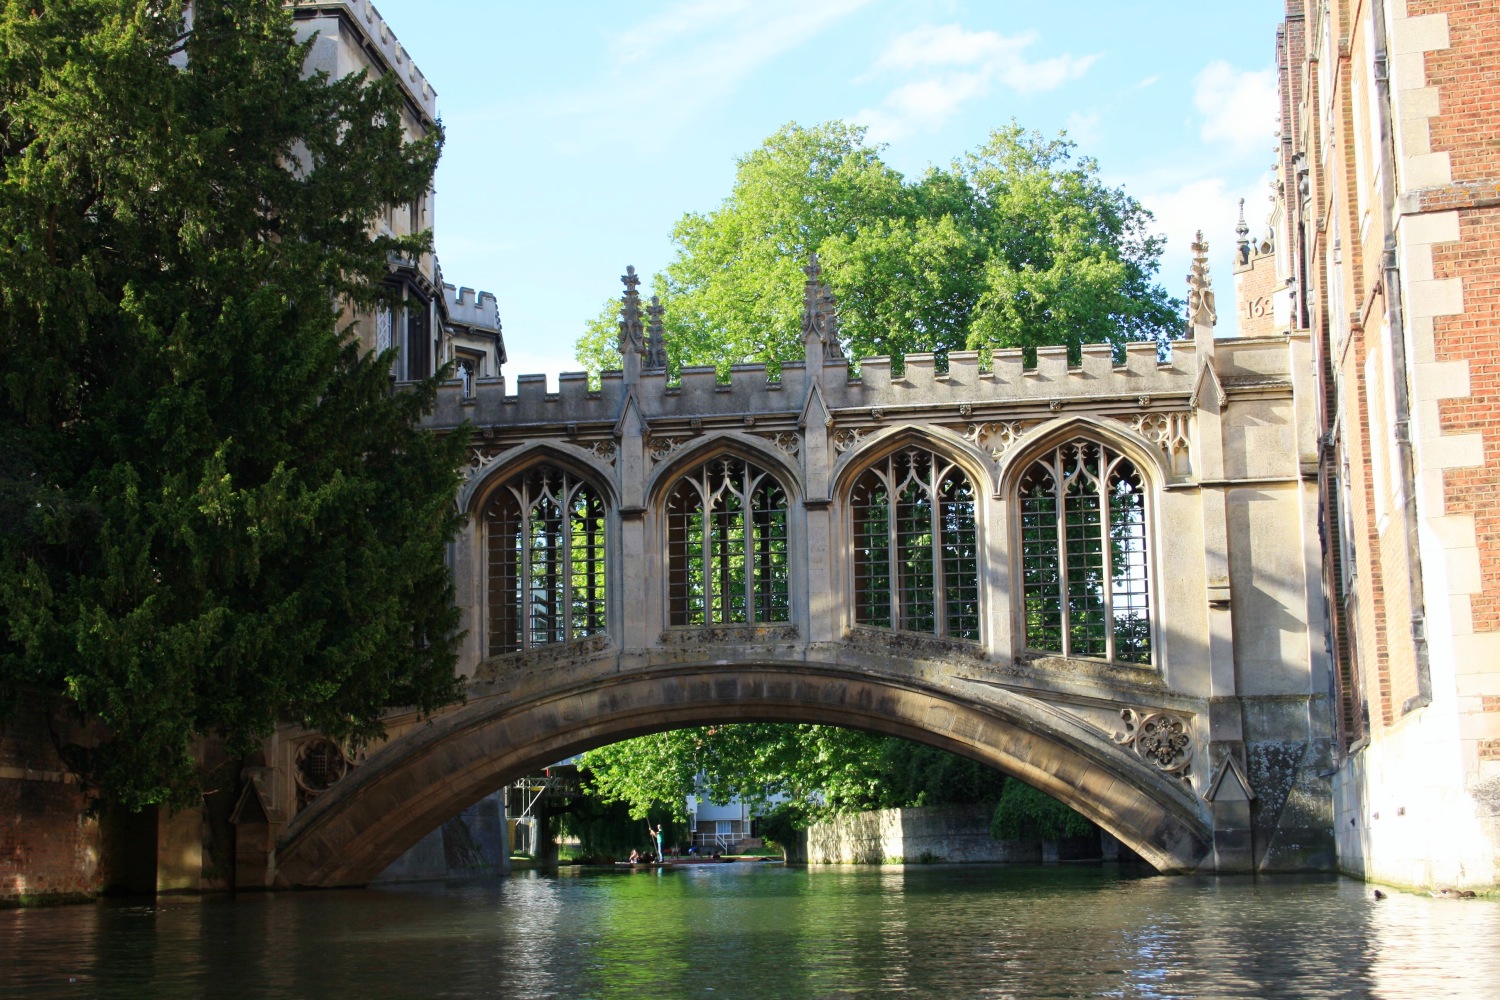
[1432,206,1500,630]
[0,694,107,904]
[1413,0,1500,185]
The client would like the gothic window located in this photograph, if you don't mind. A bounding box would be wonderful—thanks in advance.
[850,447,979,640]
[1017,440,1151,665]
[665,456,790,626]
[485,464,607,655]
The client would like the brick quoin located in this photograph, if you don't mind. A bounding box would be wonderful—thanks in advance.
[1434,208,1500,634]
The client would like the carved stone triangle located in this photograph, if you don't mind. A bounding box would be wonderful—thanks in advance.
[1203,754,1256,803]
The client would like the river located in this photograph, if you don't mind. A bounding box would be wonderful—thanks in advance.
[3,864,1498,998]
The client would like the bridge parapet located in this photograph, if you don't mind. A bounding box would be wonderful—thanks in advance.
[419,340,1229,433]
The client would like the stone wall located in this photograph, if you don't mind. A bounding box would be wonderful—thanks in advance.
[1,694,104,904]
[371,790,509,884]
[806,805,1047,865]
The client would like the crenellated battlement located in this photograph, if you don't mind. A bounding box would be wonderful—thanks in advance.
[420,333,1294,436]
[292,1,438,124]
[442,283,500,332]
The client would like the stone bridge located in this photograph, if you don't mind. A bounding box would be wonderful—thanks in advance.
[253,250,1337,887]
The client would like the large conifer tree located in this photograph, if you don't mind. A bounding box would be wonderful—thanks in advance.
[0,0,468,808]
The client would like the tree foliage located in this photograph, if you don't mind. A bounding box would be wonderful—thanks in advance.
[578,724,1009,826]
[990,779,1097,841]
[576,121,1180,374]
[556,781,682,861]
[0,0,467,809]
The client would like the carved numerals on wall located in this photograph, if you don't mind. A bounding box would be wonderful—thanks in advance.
[1112,708,1194,780]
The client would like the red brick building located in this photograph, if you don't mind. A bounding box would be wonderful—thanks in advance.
[1269,0,1500,888]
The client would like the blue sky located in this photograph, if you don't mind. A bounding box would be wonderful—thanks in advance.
[371,1,1284,380]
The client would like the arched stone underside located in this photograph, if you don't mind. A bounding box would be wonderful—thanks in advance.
[275,655,1213,887]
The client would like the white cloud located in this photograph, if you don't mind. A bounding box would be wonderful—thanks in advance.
[544,0,874,142]
[855,24,1098,142]
[1194,61,1278,155]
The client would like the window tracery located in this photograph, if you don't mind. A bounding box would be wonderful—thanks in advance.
[665,456,790,626]
[1017,440,1151,664]
[850,447,979,640]
[485,464,607,655]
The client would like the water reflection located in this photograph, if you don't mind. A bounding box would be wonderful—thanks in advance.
[2,865,1497,999]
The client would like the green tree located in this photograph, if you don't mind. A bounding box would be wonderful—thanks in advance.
[576,121,1180,374]
[990,779,1097,841]
[0,0,466,809]
[578,724,1009,825]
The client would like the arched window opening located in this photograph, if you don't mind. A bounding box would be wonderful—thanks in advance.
[851,448,979,640]
[1018,440,1151,665]
[666,456,790,626]
[486,465,607,655]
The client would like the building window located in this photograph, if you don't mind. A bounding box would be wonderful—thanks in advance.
[406,298,431,380]
[850,447,979,640]
[1017,440,1151,664]
[375,305,393,354]
[486,464,607,655]
[665,456,790,626]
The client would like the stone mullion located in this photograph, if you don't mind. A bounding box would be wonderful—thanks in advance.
[1054,451,1073,659]
[928,467,946,638]
[1100,458,1119,664]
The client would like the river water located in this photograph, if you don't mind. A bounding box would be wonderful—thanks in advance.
[3,864,1498,999]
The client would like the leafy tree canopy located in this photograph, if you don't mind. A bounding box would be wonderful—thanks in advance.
[576,120,1180,374]
[578,724,1007,825]
[0,0,467,809]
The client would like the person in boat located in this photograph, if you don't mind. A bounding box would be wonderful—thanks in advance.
[628,849,640,864]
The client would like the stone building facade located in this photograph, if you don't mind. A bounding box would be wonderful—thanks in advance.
[291,1,504,382]
[1267,0,1500,889]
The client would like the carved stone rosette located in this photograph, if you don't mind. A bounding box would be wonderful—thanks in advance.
[587,439,618,466]
[646,435,684,464]
[832,428,865,453]
[1115,411,1193,477]
[1112,708,1193,780]
[964,420,1035,460]
[759,431,800,456]
[294,736,364,811]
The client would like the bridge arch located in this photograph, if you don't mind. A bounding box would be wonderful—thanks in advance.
[273,659,1212,887]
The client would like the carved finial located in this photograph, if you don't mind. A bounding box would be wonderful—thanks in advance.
[618,266,644,356]
[1187,231,1216,328]
[644,295,668,371]
[818,277,842,360]
[801,253,845,360]
[1235,199,1251,264]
